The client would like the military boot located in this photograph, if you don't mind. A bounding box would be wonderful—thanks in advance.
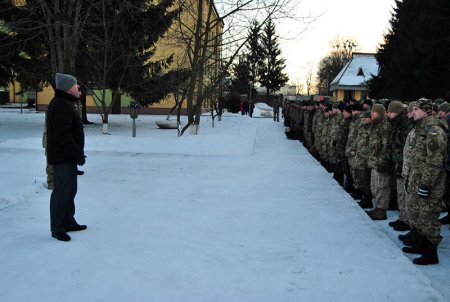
[402,235,426,254]
[402,232,424,246]
[413,240,439,265]
[366,208,387,220]
[398,228,418,242]
[393,220,410,231]
[358,194,373,209]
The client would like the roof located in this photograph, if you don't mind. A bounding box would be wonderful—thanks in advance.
[330,53,379,91]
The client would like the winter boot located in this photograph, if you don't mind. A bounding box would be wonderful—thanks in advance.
[439,214,450,225]
[402,235,426,254]
[413,240,439,265]
[393,220,411,231]
[398,228,418,241]
[388,219,400,227]
[366,208,387,220]
[358,194,373,209]
[402,231,424,246]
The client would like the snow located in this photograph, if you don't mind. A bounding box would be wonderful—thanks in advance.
[1,108,450,301]
[330,53,379,88]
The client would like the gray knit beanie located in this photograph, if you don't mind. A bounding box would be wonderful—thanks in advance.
[387,100,405,114]
[55,73,77,91]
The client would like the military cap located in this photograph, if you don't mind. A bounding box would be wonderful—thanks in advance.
[434,98,446,106]
[439,102,450,113]
[372,103,386,116]
[387,100,405,114]
[416,98,433,115]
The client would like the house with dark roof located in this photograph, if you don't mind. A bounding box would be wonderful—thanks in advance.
[330,53,379,101]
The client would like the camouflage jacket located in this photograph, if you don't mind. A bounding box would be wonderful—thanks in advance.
[389,112,411,166]
[353,121,372,169]
[314,111,326,150]
[345,113,363,165]
[408,116,448,193]
[402,125,416,178]
[368,117,392,172]
[334,115,351,160]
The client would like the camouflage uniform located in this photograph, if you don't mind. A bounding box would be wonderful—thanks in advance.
[311,109,324,156]
[345,113,365,191]
[335,115,351,161]
[352,119,372,196]
[390,111,411,222]
[368,116,392,210]
[303,107,315,148]
[402,123,417,224]
[407,116,448,245]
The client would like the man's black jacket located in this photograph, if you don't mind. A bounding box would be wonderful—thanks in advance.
[46,90,85,165]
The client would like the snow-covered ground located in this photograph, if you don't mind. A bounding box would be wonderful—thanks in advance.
[0,108,449,301]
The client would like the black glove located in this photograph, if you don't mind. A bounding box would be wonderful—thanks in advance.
[78,155,86,166]
[418,185,430,199]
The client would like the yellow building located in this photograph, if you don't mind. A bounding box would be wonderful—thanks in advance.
[330,53,379,101]
[6,0,223,115]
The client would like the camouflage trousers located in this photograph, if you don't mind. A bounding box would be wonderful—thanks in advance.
[370,169,390,210]
[408,174,445,245]
[352,168,371,195]
[304,129,312,148]
[396,177,408,222]
[409,195,442,245]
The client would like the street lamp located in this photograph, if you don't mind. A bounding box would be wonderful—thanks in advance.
[129,101,140,137]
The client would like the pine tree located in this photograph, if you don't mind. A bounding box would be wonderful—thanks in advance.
[246,21,264,88]
[369,0,450,100]
[230,56,251,95]
[259,19,288,102]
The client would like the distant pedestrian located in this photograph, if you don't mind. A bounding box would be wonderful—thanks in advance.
[46,73,87,242]
[273,98,280,122]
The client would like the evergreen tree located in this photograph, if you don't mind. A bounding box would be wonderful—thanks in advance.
[369,0,450,100]
[259,19,288,101]
[230,56,251,95]
[246,20,264,89]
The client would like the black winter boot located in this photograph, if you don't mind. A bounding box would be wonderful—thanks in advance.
[413,240,439,265]
[402,235,426,254]
[398,228,418,242]
[393,221,411,231]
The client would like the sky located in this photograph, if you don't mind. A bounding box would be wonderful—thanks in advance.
[276,0,397,87]
[1,108,450,301]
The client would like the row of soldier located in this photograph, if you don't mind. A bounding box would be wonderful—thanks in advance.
[283,97,450,265]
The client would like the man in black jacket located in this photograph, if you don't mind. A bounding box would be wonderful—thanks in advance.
[47,73,86,242]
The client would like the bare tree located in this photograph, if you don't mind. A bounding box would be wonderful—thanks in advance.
[164,0,298,136]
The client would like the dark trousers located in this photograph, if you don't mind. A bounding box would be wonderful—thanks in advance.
[50,163,78,234]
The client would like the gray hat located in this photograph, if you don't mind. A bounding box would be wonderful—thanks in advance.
[55,73,77,91]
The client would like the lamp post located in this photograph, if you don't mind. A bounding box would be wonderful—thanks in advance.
[129,101,140,137]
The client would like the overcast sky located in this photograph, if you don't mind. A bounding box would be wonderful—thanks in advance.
[276,0,396,86]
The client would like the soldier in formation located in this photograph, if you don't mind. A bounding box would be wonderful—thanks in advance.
[283,96,449,265]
